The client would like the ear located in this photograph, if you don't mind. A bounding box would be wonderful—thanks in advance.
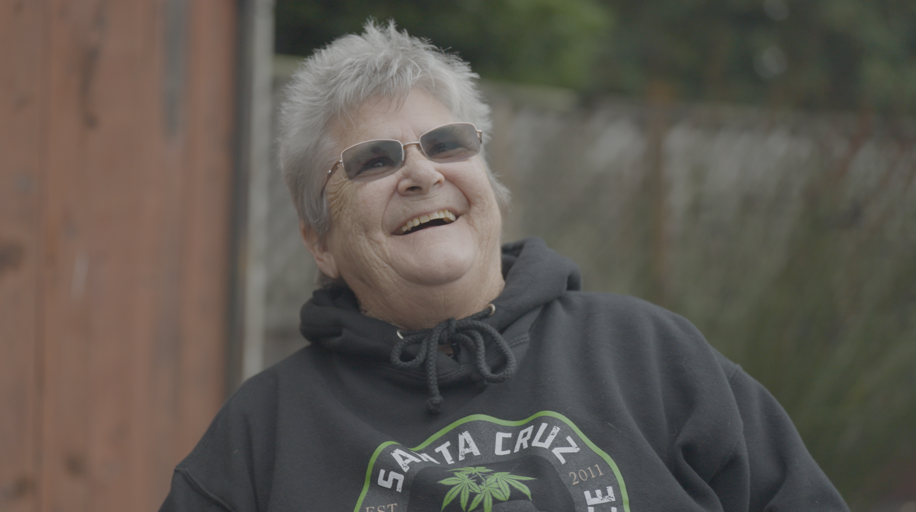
[300,221,340,279]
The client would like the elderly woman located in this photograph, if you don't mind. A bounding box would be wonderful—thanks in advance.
[160,22,847,512]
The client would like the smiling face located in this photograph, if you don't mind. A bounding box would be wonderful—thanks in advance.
[304,88,505,329]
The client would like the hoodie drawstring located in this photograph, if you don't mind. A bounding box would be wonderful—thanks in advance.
[389,304,517,414]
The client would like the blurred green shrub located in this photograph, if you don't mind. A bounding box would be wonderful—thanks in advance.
[274,0,610,89]
[276,0,916,114]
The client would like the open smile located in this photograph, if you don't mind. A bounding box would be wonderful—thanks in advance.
[397,209,458,235]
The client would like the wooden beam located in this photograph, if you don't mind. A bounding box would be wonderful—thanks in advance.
[0,0,44,510]
[0,0,239,510]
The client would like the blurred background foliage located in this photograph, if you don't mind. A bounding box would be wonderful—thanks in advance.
[275,0,916,114]
[272,1,916,509]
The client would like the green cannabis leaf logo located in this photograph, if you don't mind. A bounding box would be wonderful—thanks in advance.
[438,466,535,512]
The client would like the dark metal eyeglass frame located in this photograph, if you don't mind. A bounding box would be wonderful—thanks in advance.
[322,122,483,191]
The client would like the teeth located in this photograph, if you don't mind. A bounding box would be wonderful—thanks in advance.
[399,210,457,234]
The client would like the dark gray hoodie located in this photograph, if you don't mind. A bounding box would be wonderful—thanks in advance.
[160,238,848,512]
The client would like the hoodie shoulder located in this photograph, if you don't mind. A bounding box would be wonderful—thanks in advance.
[550,290,740,377]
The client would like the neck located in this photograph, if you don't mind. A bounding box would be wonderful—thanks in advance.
[353,257,505,331]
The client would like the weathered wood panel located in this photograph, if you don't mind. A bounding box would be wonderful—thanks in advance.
[173,0,238,478]
[0,0,238,510]
[0,1,44,510]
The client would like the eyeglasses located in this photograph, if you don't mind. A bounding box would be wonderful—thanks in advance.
[324,122,483,190]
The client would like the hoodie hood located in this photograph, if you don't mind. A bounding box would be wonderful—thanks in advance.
[298,237,581,391]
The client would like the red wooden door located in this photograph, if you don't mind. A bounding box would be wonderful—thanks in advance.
[0,1,238,510]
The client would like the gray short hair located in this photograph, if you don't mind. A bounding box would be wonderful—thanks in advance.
[277,20,511,237]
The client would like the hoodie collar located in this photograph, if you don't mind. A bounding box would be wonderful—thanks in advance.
[299,237,581,371]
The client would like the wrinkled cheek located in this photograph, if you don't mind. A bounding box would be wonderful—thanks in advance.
[324,178,353,225]
[324,179,386,286]
[325,179,362,233]
[337,237,391,291]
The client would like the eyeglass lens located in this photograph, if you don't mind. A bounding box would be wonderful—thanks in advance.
[340,123,480,182]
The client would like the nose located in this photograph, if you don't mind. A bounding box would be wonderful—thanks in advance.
[396,144,444,195]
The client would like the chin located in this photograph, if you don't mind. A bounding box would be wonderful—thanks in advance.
[393,238,479,286]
